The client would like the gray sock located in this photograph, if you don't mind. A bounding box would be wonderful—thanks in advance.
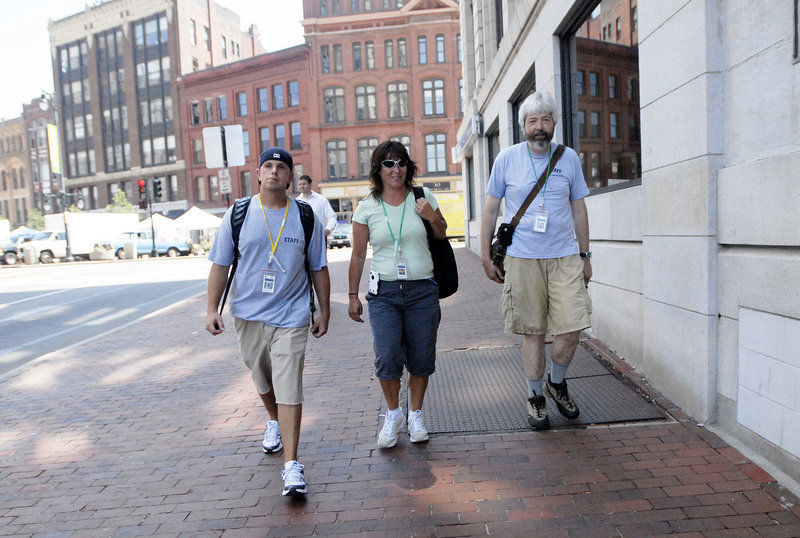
[527,378,543,398]
[550,362,569,385]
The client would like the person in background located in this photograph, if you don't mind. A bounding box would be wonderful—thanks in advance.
[205,147,331,497]
[347,140,448,448]
[297,174,338,237]
[480,90,592,431]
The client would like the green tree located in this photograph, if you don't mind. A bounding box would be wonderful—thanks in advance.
[68,204,83,213]
[105,190,136,213]
[27,209,45,230]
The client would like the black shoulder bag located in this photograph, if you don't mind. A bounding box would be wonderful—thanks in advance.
[490,144,565,274]
[413,187,458,299]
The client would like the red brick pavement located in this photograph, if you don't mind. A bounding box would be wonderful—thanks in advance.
[1,246,799,536]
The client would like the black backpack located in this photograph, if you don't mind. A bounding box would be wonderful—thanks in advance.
[218,196,316,318]
[412,187,458,298]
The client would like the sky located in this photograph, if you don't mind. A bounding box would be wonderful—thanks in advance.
[0,0,305,120]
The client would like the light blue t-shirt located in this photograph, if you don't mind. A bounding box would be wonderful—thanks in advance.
[209,195,327,327]
[352,187,439,281]
[487,141,589,259]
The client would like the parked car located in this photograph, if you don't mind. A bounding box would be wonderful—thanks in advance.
[112,231,191,259]
[327,222,353,249]
[22,230,67,263]
[0,230,39,265]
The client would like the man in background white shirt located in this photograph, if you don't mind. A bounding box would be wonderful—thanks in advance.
[296,174,337,237]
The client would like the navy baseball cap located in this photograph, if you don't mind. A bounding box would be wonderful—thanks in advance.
[259,147,293,170]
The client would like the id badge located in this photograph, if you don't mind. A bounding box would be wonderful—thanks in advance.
[534,210,549,233]
[395,258,408,279]
[262,271,277,294]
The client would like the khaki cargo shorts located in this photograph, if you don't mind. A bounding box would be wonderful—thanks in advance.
[500,254,592,335]
[234,318,309,405]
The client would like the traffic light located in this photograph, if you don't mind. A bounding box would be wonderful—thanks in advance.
[152,178,162,201]
[138,179,147,209]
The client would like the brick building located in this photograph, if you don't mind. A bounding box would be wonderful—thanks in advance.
[47,0,264,216]
[302,0,464,220]
[177,45,311,212]
[0,117,30,227]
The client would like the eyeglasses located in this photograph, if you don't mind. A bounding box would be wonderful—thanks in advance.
[381,158,408,169]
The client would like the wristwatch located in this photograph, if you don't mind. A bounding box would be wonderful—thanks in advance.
[580,251,592,259]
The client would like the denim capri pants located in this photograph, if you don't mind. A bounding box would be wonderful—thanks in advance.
[366,278,441,380]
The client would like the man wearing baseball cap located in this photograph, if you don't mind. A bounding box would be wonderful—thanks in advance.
[205,147,331,497]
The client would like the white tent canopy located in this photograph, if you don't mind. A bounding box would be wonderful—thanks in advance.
[174,206,223,231]
[138,213,186,242]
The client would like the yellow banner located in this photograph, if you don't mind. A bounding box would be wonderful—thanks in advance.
[46,123,62,175]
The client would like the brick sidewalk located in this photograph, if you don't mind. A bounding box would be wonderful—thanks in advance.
[1,246,799,536]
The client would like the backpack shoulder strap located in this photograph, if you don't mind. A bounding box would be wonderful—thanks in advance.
[218,196,251,315]
[412,186,424,200]
[294,198,317,320]
[230,196,251,258]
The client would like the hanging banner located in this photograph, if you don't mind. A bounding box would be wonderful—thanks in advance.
[46,124,62,175]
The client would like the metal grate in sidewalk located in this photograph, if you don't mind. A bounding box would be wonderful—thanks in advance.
[422,343,667,433]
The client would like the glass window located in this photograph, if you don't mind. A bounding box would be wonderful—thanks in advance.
[190,19,196,45]
[204,98,214,122]
[240,170,251,196]
[237,92,247,116]
[398,38,407,67]
[289,81,299,106]
[353,42,362,70]
[258,87,268,112]
[355,85,377,120]
[334,44,343,72]
[326,139,348,179]
[273,84,284,109]
[385,39,394,68]
[204,27,211,51]
[365,41,375,69]
[357,137,378,177]
[589,72,600,97]
[387,81,409,118]
[418,36,427,64]
[320,0,328,16]
[577,110,586,137]
[424,133,446,173]
[422,79,445,115]
[275,124,285,149]
[242,130,250,157]
[610,112,619,139]
[457,34,461,62]
[260,127,270,152]
[221,36,227,59]
[576,70,584,95]
[218,95,227,120]
[290,121,302,149]
[190,102,200,125]
[590,111,600,137]
[609,75,618,99]
[321,45,330,73]
[192,138,203,164]
[323,87,345,122]
[436,34,445,63]
[210,175,219,200]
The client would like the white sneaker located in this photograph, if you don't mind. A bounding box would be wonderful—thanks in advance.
[262,420,282,453]
[407,409,429,443]
[281,460,306,497]
[377,408,403,448]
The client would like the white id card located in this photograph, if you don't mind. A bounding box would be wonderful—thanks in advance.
[534,210,549,233]
[396,258,408,279]
[262,271,277,294]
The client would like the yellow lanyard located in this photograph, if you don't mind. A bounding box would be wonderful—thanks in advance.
[258,196,289,265]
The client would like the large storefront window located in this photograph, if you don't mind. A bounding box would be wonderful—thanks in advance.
[562,0,641,189]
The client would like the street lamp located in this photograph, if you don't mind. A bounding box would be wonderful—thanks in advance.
[39,91,74,262]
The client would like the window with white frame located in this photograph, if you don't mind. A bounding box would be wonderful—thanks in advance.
[326,139,348,179]
[357,137,378,177]
[355,84,377,120]
[425,133,446,173]
[387,82,409,118]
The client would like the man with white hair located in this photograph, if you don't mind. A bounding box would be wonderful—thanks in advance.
[480,90,592,431]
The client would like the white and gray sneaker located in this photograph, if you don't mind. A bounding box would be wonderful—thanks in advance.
[262,420,283,453]
[281,460,307,497]
[407,409,430,443]
[377,408,403,448]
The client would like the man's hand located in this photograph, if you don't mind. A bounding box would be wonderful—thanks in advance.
[481,258,505,283]
[206,312,225,335]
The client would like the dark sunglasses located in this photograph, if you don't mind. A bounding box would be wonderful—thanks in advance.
[381,158,408,169]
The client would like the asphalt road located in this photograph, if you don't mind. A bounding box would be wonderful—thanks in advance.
[0,256,213,379]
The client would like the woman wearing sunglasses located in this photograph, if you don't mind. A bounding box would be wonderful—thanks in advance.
[347,140,448,448]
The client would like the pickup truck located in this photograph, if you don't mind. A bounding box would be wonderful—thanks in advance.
[113,232,191,259]
[0,230,39,264]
